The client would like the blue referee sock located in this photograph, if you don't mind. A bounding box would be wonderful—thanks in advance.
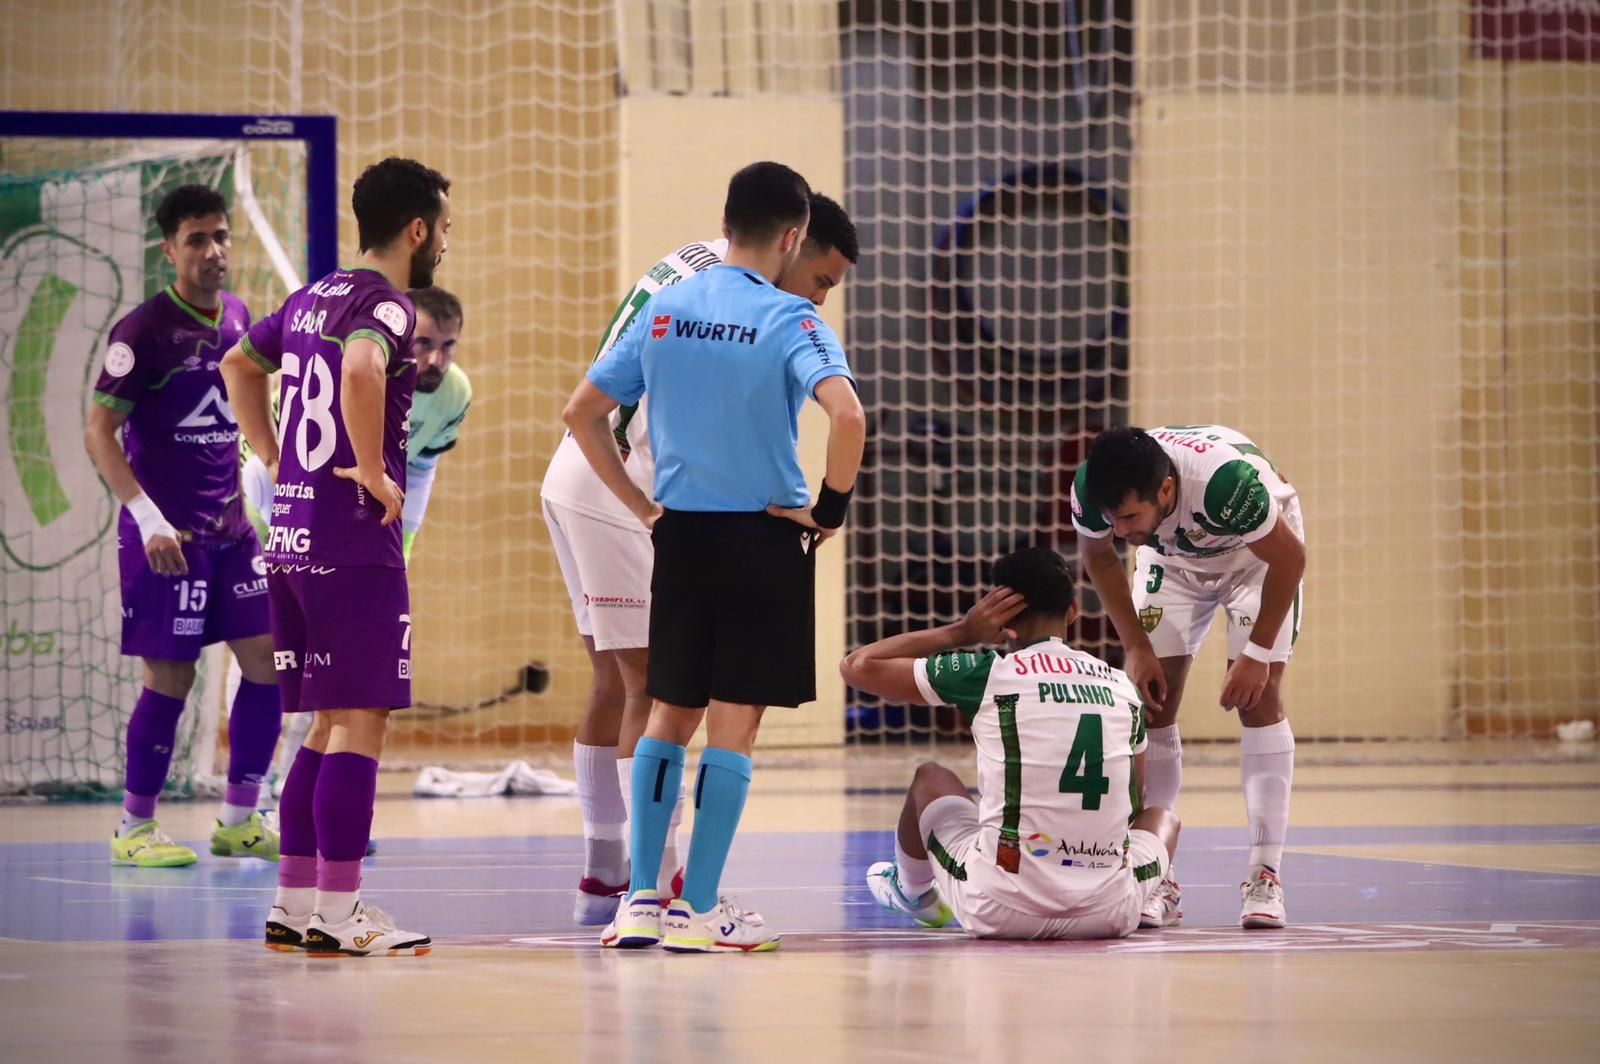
[627,737,686,899]
[681,747,754,913]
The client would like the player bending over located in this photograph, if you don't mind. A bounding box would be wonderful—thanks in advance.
[85,184,282,868]
[1071,425,1304,929]
[842,547,1179,940]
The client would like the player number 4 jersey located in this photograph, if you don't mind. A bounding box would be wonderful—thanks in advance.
[540,238,728,528]
[1071,424,1303,573]
[914,637,1147,917]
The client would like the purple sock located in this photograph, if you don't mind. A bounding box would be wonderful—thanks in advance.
[313,752,379,892]
[122,688,187,818]
[224,679,283,809]
[278,746,323,866]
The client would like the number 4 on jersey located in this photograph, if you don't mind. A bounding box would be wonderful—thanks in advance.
[1058,713,1110,810]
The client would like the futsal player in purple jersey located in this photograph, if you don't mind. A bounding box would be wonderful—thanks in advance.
[222,157,450,957]
[84,185,284,868]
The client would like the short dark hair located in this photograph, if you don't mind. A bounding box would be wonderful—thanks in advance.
[352,157,451,252]
[991,547,1076,620]
[408,286,464,329]
[723,161,810,245]
[1084,426,1172,511]
[155,184,228,238]
[804,192,859,264]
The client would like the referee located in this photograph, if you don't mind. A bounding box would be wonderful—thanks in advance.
[562,161,866,953]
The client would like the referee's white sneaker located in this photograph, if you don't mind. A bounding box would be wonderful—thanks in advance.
[601,889,663,948]
[661,897,780,953]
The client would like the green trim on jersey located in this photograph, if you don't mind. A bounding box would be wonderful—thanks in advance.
[239,335,277,373]
[1071,461,1111,533]
[926,832,967,881]
[1231,442,1280,475]
[923,650,997,721]
[162,285,223,329]
[92,390,134,415]
[995,694,1024,865]
[1198,458,1272,536]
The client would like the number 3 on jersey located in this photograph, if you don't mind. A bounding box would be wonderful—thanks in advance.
[280,351,337,472]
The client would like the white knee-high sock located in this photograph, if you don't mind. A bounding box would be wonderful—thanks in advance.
[1240,720,1295,873]
[574,741,627,884]
[617,755,684,894]
[1144,725,1183,811]
[895,835,935,898]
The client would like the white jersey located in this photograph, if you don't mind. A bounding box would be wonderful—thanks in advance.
[541,238,729,527]
[912,637,1147,918]
[1070,424,1302,573]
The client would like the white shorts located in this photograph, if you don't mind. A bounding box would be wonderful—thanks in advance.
[541,497,652,651]
[919,795,1168,941]
[1131,547,1304,663]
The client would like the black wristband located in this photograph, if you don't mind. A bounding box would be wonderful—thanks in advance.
[811,483,853,529]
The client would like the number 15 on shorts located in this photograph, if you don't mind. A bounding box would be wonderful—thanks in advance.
[398,613,411,679]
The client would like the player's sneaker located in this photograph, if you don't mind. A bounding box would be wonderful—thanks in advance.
[574,876,628,926]
[303,902,432,957]
[210,811,280,861]
[1139,875,1183,929]
[110,822,197,867]
[264,906,311,952]
[600,889,664,948]
[662,897,780,953]
[1240,867,1287,929]
[865,861,954,928]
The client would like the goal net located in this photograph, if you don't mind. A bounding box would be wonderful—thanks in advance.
[0,124,312,793]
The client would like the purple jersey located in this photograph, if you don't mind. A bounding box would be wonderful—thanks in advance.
[241,268,416,569]
[92,286,253,541]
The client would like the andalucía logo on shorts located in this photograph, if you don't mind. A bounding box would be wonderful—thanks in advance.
[1138,606,1163,633]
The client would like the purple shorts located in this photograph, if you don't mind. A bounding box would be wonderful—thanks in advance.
[267,565,411,714]
[117,522,270,662]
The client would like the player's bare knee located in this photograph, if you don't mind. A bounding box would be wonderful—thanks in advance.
[142,658,196,699]
[228,635,277,686]
[910,761,966,801]
[1240,679,1286,727]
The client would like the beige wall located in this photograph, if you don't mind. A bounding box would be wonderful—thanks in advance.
[1458,60,1600,732]
[619,95,848,747]
[1131,93,1464,741]
[1135,0,1600,738]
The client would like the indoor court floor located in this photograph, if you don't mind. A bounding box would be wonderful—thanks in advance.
[2,746,1597,1063]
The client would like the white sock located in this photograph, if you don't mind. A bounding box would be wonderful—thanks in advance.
[658,779,686,895]
[118,812,153,836]
[1241,720,1295,873]
[219,803,255,828]
[1144,725,1183,811]
[575,741,628,882]
[273,886,315,916]
[616,756,634,823]
[314,890,360,923]
[895,836,935,898]
[619,755,684,893]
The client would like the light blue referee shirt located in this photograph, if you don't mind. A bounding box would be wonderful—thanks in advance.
[587,264,855,512]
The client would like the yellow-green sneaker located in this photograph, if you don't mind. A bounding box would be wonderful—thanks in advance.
[210,811,280,861]
[110,822,198,867]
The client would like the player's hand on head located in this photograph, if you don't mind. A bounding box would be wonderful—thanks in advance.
[1220,655,1269,713]
[1124,646,1167,713]
[334,466,405,526]
[146,534,189,577]
[959,586,1027,646]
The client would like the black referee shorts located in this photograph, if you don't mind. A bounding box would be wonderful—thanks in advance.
[646,509,817,709]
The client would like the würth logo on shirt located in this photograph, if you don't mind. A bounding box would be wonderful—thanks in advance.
[650,314,672,340]
[673,319,759,344]
[800,318,817,332]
